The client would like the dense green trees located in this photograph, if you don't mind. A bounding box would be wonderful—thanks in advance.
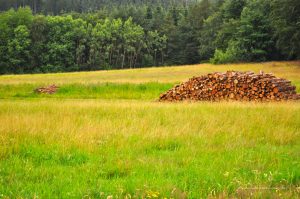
[203,0,299,64]
[0,7,168,73]
[0,7,34,73]
[271,0,300,59]
[0,0,199,14]
[0,0,299,74]
[210,0,276,63]
[89,17,147,69]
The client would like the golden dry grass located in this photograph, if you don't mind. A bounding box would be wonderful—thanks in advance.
[0,61,299,85]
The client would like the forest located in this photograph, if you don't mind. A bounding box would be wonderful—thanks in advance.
[0,0,299,74]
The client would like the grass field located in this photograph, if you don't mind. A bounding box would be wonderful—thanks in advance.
[0,61,300,198]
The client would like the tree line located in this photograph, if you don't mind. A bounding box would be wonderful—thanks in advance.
[0,0,199,14]
[0,0,299,74]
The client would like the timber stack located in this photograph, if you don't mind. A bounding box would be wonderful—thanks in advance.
[159,71,300,102]
[35,85,59,94]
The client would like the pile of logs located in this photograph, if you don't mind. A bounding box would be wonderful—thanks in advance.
[159,71,300,102]
[35,85,59,94]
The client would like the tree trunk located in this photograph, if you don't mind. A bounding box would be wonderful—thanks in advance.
[121,51,126,69]
[161,50,164,65]
[109,48,113,66]
[154,50,157,66]
[33,0,37,14]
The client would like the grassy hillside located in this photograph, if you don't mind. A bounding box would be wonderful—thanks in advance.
[1,61,300,85]
[0,62,299,198]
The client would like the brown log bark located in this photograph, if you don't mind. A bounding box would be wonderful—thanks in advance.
[159,71,300,102]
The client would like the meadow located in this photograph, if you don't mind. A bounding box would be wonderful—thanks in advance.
[0,61,300,198]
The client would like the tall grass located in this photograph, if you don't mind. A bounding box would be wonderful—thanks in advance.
[0,61,299,198]
[0,100,299,198]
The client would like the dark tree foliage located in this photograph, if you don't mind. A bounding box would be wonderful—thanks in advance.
[0,0,199,14]
[0,0,299,74]
[271,0,300,59]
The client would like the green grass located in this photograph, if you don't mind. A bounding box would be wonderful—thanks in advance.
[0,82,173,100]
[0,61,300,198]
[1,100,299,198]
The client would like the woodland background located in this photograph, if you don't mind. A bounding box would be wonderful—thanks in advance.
[0,0,299,74]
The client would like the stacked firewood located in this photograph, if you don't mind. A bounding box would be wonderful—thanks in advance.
[159,71,300,102]
[35,85,59,94]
